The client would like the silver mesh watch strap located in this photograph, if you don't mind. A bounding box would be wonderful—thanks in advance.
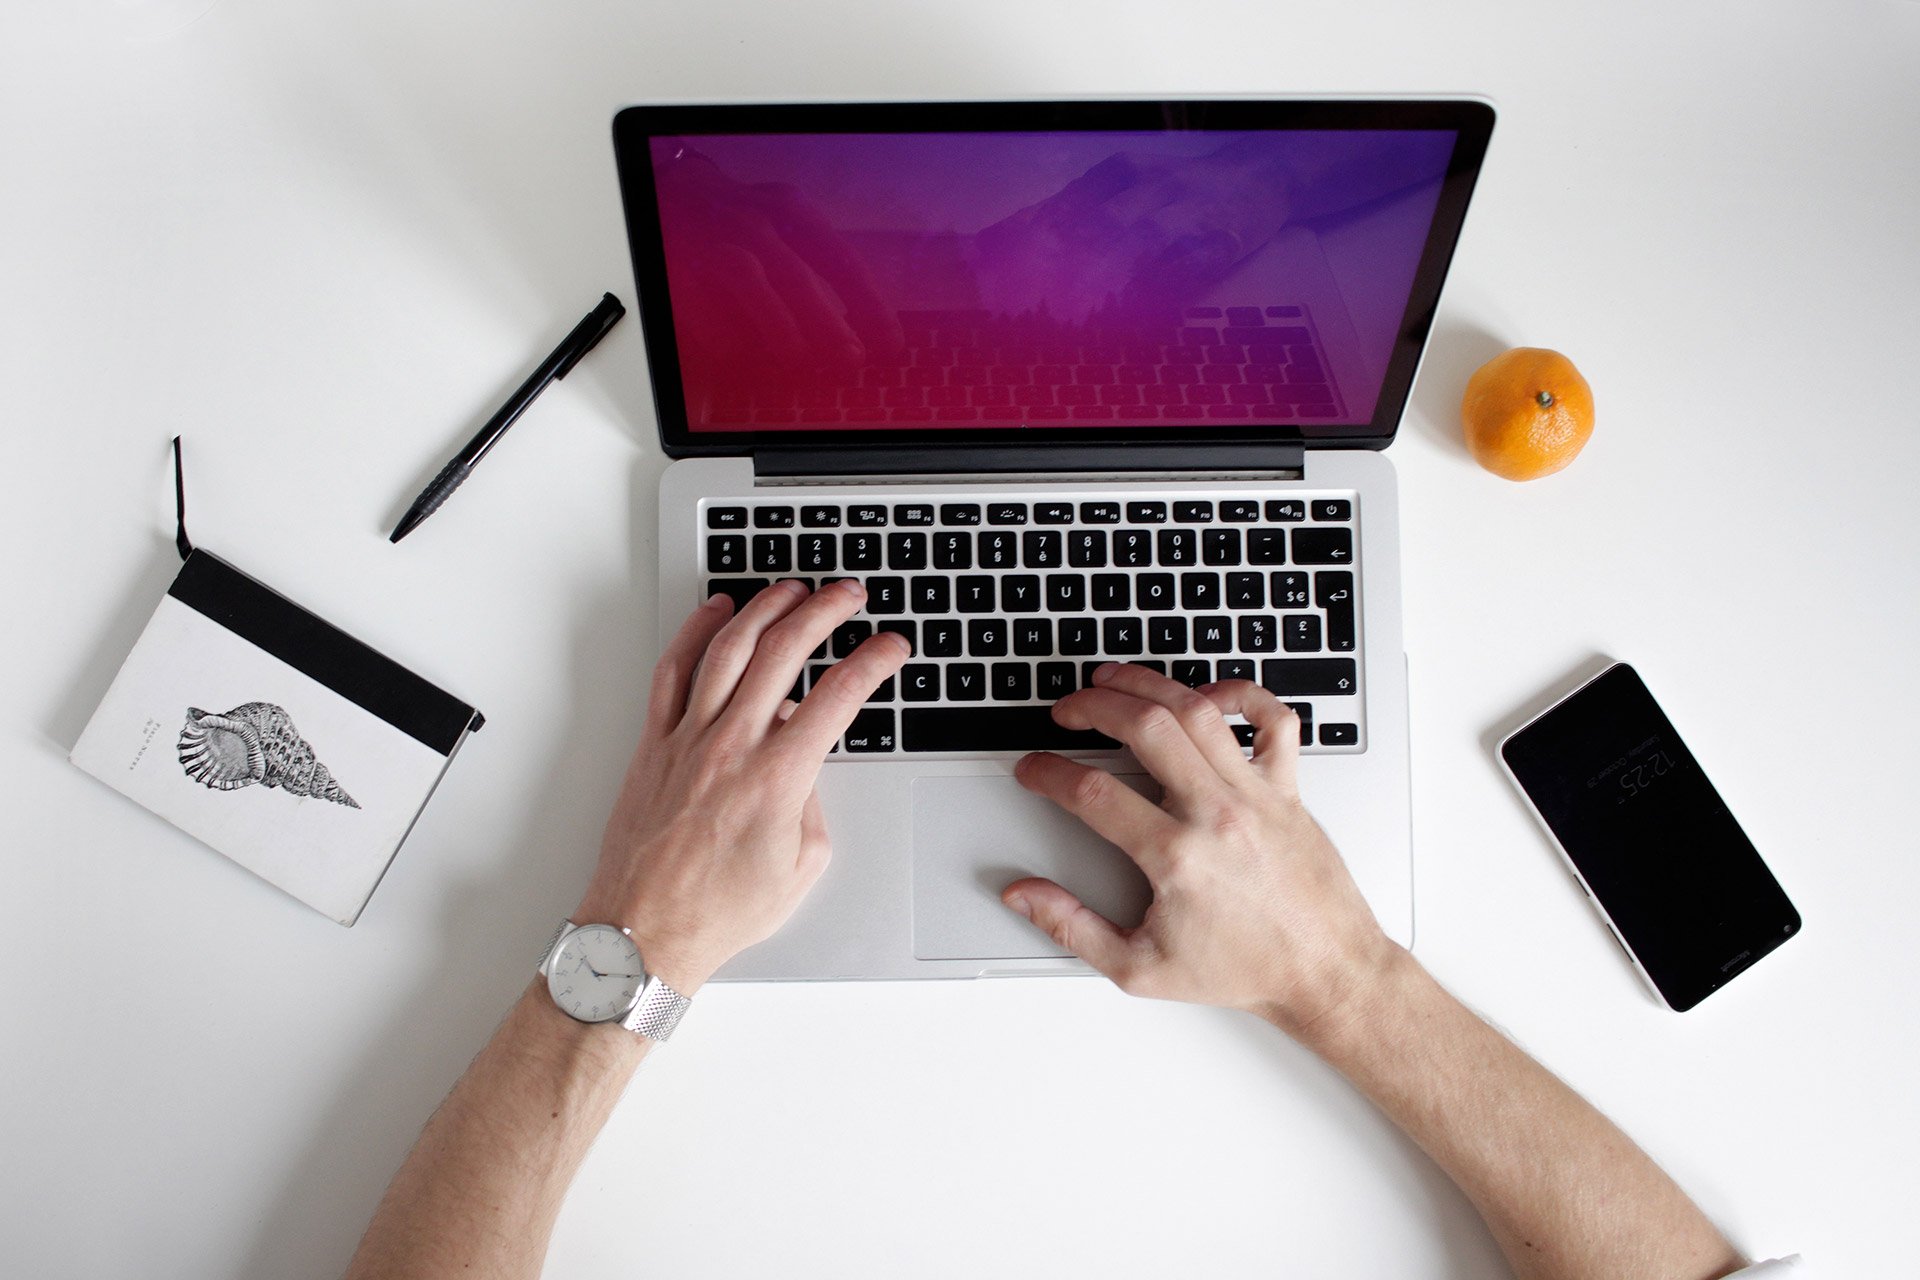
[620,975,691,1042]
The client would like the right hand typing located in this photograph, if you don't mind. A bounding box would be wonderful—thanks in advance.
[1003,663,1398,1038]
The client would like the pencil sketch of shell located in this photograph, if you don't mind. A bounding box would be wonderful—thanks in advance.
[178,702,360,808]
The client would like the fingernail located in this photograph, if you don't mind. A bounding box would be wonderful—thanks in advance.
[835,577,866,597]
[1092,662,1119,684]
[782,578,810,596]
[1005,894,1031,920]
[882,630,913,654]
[704,592,729,609]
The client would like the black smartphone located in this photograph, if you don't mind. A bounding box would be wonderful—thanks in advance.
[1500,663,1799,1011]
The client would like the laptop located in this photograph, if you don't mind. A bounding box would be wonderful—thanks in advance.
[612,99,1494,979]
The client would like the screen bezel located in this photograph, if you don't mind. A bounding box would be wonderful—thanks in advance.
[611,98,1495,458]
[1500,663,1801,1011]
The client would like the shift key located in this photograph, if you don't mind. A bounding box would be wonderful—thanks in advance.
[1261,658,1358,696]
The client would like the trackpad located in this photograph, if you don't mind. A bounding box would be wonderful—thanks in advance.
[911,775,1155,961]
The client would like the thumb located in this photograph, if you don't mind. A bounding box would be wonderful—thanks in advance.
[1002,878,1132,980]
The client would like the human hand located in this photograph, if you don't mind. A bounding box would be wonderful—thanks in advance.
[1003,663,1396,1038]
[573,580,910,992]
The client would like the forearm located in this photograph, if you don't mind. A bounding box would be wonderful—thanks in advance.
[343,982,648,1280]
[1292,948,1745,1280]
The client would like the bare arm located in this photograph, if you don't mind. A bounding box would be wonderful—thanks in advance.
[1003,663,1747,1280]
[343,580,906,1279]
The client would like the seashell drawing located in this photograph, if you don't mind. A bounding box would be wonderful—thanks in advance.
[178,702,360,809]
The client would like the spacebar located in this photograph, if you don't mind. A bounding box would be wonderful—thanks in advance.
[901,707,1121,753]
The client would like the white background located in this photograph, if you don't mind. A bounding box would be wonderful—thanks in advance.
[4,1,1916,1276]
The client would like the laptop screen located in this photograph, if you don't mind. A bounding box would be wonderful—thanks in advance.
[614,102,1493,453]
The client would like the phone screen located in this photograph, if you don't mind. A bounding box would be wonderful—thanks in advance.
[1501,664,1799,1010]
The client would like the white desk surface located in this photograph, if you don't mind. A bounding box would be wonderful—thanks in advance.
[4,1,1916,1275]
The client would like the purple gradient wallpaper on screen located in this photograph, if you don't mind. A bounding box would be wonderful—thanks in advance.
[648,129,1456,432]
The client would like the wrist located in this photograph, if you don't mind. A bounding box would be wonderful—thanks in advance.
[565,893,717,997]
[1256,932,1417,1054]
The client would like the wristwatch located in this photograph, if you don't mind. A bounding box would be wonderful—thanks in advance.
[537,919,690,1042]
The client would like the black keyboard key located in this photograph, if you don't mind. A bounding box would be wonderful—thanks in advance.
[933,530,972,569]
[1091,574,1131,610]
[991,663,1032,701]
[1113,528,1153,567]
[845,708,896,752]
[753,507,796,528]
[901,664,941,701]
[923,619,963,657]
[945,664,987,701]
[866,577,905,614]
[1137,661,1167,676]
[902,706,1119,753]
[843,532,883,570]
[707,535,747,573]
[1127,501,1168,523]
[1312,499,1353,522]
[1319,722,1359,746]
[1148,616,1188,654]
[1068,529,1109,567]
[849,504,889,527]
[752,535,793,573]
[796,534,836,573]
[1217,658,1255,682]
[988,503,1029,525]
[1274,571,1310,607]
[1284,614,1323,652]
[833,620,872,657]
[910,577,951,614]
[707,506,748,529]
[1058,617,1099,655]
[1225,572,1264,609]
[1082,661,1109,688]
[1220,500,1260,523]
[1292,528,1353,564]
[801,505,842,528]
[1248,529,1287,564]
[1102,617,1144,654]
[708,577,769,610]
[1237,615,1277,653]
[1035,502,1076,525]
[1317,571,1356,651]
[1000,575,1042,613]
[1202,528,1243,565]
[1022,530,1062,568]
[887,532,928,570]
[1193,616,1233,653]
[1013,618,1053,656]
[877,620,916,651]
[1079,502,1123,523]
[1156,528,1198,566]
[956,575,997,612]
[1261,658,1358,696]
[866,672,897,703]
[1264,499,1306,522]
[1289,703,1314,746]
[1174,501,1214,523]
[1172,659,1211,687]
[1180,572,1221,611]
[978,530,1018,569]
[1135,573,1176,611]
[967,619,1008,656]
[894,504,935,526]
[1045,573,1087,612]
[807,662,833,694]
[941,503,983,526]
[1037,662,1077,699]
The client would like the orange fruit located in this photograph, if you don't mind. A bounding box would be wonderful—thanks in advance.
[1460,348,1594,480]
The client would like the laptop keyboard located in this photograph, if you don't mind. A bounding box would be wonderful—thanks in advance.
[702,494,1363,757]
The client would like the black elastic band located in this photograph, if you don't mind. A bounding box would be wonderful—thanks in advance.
[172,435,193,561]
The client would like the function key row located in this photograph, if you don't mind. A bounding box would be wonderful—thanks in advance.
[706,498,1351,530]
[709,528,1351,574]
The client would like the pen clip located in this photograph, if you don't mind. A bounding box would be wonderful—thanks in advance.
[172,435,194,561]
[552,293,626,380]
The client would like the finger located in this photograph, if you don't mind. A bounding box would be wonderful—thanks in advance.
[1002,878,1135,981]
[1199,679,1302,790]
[1012,751,1176,862]
[1048,683,1217,800]
[779,631,912,759]
[682,580,811,726]
[1081,662,1247,780]
[643,592,736,737]
[722,577,871,724]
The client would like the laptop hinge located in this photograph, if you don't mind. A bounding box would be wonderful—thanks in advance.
[752,444,1305,486]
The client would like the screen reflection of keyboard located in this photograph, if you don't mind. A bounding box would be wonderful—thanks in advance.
[714,305,1346,425]
[702,496,1365,756]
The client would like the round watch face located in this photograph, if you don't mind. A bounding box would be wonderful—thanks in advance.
[546,925,646,1023]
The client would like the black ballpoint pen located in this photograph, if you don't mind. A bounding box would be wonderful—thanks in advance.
[390,292,626,543]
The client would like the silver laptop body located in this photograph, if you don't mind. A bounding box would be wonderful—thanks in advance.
[618,98,1495,979]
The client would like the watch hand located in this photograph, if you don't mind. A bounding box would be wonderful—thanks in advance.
[580,958,607,979]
